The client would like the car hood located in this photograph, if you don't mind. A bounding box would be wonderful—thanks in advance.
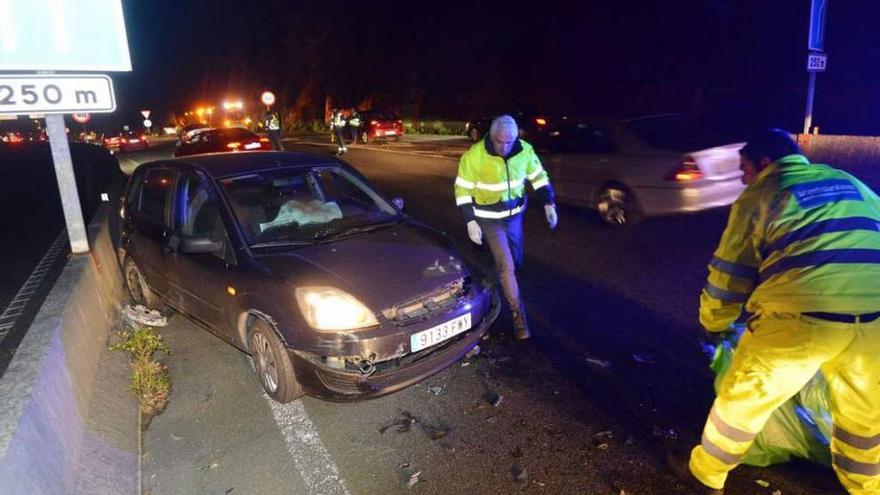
[254,222,468,310]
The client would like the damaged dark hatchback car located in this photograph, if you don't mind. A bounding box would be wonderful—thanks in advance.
[119,151,499,402]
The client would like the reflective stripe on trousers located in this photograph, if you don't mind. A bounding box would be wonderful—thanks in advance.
[689,313,880,493]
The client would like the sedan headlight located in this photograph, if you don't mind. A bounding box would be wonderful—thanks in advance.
[295,287,379,331]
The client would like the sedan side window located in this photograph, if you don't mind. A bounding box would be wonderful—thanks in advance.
[138,169,176,226]
[176,173,233,262]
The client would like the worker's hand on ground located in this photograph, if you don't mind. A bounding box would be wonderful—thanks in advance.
[466,220,482,245]
[545,204,558,229]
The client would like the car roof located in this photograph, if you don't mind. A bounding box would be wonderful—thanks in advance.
[156,151,342,179]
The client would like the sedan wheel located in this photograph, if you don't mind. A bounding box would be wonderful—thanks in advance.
[248,318,302,403]
[597,186,636,226]
[360,131,370,144]
[123,258,165,310]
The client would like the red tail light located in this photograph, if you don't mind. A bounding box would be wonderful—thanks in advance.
[669,156,703,181]
[259,137,270,143]
[227,141,242,149]
[535,117,547,126]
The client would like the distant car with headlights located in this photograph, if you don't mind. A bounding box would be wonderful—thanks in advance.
[540,114,745,226]
[357,111,404,144]
[118,151,499,402]
[103,131,149,153]
[173,127,271,157]
[465,111,562,146]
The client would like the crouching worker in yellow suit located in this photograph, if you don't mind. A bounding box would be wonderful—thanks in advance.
[667,129,880,495]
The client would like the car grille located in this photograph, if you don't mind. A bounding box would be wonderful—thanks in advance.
[382,278,470,326]
[316,369,366,395]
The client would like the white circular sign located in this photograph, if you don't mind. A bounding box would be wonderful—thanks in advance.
[261,91,276,106]
[143,119,152,128]
[72,112,90,124]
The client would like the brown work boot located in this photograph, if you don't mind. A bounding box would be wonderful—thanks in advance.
[665,449,723,495]
[512,309,531,340]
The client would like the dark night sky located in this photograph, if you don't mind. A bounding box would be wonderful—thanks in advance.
[101,0,880,135]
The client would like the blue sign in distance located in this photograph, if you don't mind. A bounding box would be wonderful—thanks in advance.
[0,0,132,71]
[808,0,828,52]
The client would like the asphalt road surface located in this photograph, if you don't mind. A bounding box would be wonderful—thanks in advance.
[137,139,843,495]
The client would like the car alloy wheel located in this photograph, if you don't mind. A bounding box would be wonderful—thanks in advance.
[123,258,165,310]
[247,318,302,403]
[251,329,278,393]
[597,186,632,226]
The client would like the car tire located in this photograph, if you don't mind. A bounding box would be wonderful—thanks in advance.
[248,317,303,403]
[360,131,370,144]
[468,127,481,142]
[123,257,166,310]
[596,183,641,227]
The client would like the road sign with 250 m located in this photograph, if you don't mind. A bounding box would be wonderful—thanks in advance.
[0,75,116,115]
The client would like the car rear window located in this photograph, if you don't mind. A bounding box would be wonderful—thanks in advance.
[625,116,722,151]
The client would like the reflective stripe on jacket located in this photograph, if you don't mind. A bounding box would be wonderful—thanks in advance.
[454,137,554,222]
[700,154,880,331]
[331,113,346,128]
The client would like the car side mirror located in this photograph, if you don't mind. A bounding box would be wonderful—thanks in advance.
[180,234,222,254]
[392,197,405,210]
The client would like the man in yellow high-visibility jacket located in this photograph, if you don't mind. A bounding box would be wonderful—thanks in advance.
[668,129,880,495]
[454,115,558,339]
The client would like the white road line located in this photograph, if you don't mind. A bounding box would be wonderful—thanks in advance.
[0,230,68,342]
[264,396,350,495]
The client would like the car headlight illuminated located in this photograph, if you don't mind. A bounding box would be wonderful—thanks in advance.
[295,287,379,331]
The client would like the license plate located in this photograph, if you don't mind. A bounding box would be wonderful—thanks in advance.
[244,142,261,149]
[410,312,472,352]
[129,139,140,143]
[384,130,397,136]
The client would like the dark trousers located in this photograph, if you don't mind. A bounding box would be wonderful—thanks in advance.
[268,130,283,150]
[477,214,524,311]
[349,125,360,143]
[333,128,346,152]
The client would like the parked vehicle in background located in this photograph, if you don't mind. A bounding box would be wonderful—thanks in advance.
[540,114,745,226]
[358,111,404,144]
[103,131,149,153]
[179,122,212,143]
[465,111,584,152]
[118,151,499,402]
[173,127,271,157]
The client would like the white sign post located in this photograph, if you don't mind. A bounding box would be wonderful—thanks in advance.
[1,0,131,254]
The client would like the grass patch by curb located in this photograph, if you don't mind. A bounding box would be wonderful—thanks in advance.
[110,325,171,424]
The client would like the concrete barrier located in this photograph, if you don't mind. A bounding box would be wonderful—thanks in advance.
[0,203,137,494]
[797,134,880,190]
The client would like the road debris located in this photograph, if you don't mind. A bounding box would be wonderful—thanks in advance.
[583,356,612,368]
[487,391,504,407]
[123,304,168,327]
[460,361,471,367]
[380,411,418,434]
[407,471,422,488]
[428,385,444,396]
[755,479,770,488]
[511,463,528,483]
[465,345,481,359]
[632,352,657,364]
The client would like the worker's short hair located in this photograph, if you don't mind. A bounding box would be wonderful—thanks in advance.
[489,115,519,139]
[740,129,802,163]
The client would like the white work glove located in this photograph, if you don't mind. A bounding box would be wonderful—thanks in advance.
[466,220,483,245]
[545,204,558,230]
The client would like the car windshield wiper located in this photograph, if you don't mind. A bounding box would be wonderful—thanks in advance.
[250,239,317,249]
[314,220,401,242]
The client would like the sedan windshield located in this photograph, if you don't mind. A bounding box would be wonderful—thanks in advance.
[219,166,400,245]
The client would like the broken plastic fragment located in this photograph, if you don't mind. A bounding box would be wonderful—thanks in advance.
[465,345,481,359]
[755,479,770,488]
[407,471,421,488]
[511,463,528,483]
[428,386,443,396]
[632,352,657,364]
[123,304,168,327]
[583,357,612,368]
[487,392,503,407]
